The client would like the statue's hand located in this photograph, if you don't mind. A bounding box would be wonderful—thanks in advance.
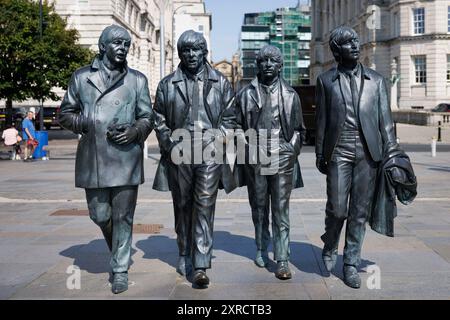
[109,124,138,145]
[316,156,328,174]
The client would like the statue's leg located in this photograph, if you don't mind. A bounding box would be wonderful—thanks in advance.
[168,163,194,275]
[343,138,377,267]
[269,152,294,263]
[322,158,353,252]
[246,165,270,264]
[85,188,113,251]
[109,186,138,274]
[191,162,221,271]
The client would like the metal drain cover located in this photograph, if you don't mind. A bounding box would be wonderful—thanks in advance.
[134,224,163,234]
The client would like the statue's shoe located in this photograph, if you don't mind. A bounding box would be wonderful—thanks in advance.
[112,272,128,294]
[275,261,292,280]
[343,265,361,289]
[254,250,269,268]
[193,269,210,287]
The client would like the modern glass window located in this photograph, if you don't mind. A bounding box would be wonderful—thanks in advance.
[447,55,450,83]
[413,8,425,35]
[413,56,426,84]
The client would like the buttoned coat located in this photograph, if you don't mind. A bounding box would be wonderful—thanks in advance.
[59,56,153,188]
[152,64,237,193]
[234,77,306,189]
[315,64,397,163]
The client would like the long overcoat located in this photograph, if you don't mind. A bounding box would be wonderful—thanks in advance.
[59,56,153,188]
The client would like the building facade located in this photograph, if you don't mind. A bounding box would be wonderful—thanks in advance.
[212,56,241,90]
[239,3,312,87]
[310,0,450,110]
[52,0,173,100]
[172,0,212,69]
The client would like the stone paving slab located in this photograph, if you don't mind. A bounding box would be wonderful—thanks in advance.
[0,149,450,300]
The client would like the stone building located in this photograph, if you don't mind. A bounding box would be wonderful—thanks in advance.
[51,0,173,99]
[172,0,212,69]
[310,0,450,110]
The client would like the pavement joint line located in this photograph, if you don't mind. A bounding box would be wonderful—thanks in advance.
[1,197,450,203]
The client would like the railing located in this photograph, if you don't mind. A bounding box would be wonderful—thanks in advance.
[392,111,450,126]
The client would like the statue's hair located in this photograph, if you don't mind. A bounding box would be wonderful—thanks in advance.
[329,26,359,62]
[256,45,283,64]
[177,30,208,61]
[98,25,131,56]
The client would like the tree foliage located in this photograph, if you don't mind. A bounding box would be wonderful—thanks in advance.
[0,0,95,106]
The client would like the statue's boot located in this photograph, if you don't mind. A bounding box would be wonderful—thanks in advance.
[193,269,209,287]
[343,265,361,289]
[275,261,292,280]
[112,272,128,294]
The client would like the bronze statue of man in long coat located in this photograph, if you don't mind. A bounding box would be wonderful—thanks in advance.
[59,25,153,294]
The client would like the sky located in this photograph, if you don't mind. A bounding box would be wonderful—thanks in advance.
[204,0,310,62]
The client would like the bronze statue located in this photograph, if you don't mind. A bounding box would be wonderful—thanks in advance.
[234,45,305,280]
[315,26,398,288]
[59,25,153,294]
[152,30,236,287]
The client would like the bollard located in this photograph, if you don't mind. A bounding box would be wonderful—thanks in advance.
[431,137,437,157]
[438,121,442,142]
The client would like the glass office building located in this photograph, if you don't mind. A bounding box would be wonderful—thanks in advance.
[239,3,311,86]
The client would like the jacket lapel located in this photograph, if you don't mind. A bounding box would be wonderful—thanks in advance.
[278,79,294,139]
[358,65,371,116]
[249,77,262,110]
[204,64,218,126]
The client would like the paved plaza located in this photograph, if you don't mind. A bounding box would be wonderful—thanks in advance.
[0,125,449,300]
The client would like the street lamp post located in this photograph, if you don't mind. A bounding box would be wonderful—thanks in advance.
[39,0,44,131]
[159,0,168,79]
[171,4,194,72]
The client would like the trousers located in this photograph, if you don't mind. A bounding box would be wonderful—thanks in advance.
[246,144,295,261]
[168,161,221,269]
[322,131,378,266]
[85,186,138,273]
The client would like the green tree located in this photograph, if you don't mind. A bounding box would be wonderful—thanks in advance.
[0,0,95,125]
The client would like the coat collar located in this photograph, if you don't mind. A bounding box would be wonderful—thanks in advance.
[172,63,219,83]
[331,63,371,82]
[249,76,294,109]
[87,55,128,94]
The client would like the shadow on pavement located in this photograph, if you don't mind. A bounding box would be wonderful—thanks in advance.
[60,239,137,274]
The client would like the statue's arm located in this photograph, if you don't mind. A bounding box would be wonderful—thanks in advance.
[379,77,399,155]
[219,78,237,133]
[315,76,326,158]
[290,92,306,155]
[58,73,87,134]
[134,75,154,143]
[153,81,176,153]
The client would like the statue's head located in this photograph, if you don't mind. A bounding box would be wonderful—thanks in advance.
[177,30,208,74]
[256,45,283,84]
[329,26,360,64]
[98,25,131,67]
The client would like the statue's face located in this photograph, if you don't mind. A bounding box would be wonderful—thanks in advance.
[257,54,282,83]
[180,45,204,73]
[339,34,360,63]
[102,31,131,67]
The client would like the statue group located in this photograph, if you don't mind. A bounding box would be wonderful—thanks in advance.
[59,25,416,294]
